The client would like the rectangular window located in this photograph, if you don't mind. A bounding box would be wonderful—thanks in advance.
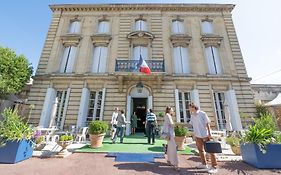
[178,91,191,123]
[201,21,213,34]
[60,46,77,73]
[172,20,185,34]
[92,46,108,73]
[86,90,103,126]
[205,46,222,74]
[213,92,226,130]
[173,46,190,74]
[68,21,81,34]
[97,21,110,34]
[135,20,148,31]
[133,46,148,60]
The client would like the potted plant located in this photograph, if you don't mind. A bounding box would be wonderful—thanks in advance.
[33,130,45,151]
[240,114,281,168]
[88,120,108,148]
[226,136,241,155]
[0,108,34,163]
[174,123,189,150]
[57,135,73,156]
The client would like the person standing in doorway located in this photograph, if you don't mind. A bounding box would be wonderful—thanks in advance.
[131,111,138,135]
[189,103,218,174]
[112,109,127,144]
[145,109,157,144]
[163,106,179,171]
[110,107,119,140]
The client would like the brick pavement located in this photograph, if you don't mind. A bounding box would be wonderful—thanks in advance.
[0,153,280,175]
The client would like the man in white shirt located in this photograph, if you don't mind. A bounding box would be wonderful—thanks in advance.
[189,103,218,174]
[110,107,119,140]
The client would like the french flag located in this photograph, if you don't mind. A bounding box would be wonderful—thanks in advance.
[137,55,151,75]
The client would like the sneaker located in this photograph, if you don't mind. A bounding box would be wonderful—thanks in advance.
[208,167,218,174]
[196,164,208,169]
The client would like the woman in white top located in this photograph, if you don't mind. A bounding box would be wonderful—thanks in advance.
[110,107,119,139]
[163,106,179,171]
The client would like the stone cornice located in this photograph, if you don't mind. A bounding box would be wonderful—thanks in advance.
[91,34,112,46]
[201,34,223,47]
[170,34,192,47]
[49,4,235,13]
[61,34,82,46]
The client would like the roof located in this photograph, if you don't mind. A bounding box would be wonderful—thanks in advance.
[265,93,281,106]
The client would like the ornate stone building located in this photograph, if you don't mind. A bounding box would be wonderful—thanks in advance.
[28,4,255,134]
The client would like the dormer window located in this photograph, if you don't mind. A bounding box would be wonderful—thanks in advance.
[97,20,110,34]
[201,20,213,34]
[172,20,185,34]
[134,19,147,31]
[68,20,81,34]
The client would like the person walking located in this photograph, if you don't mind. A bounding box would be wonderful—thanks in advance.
[189,103,218,174]
[112,109,127,144]
[145,109,157,144]
[163,106,179,171]
[110,107,119,140]
[131,111,138,135]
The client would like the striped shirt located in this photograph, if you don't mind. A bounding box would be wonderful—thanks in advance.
[146,112,157,122]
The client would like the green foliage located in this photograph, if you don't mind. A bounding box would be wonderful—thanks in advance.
[0,108,34,147]
[35,136,44,144]
[0,46,33,98]
[158,112,164,117]
[88,121,109,135]
[226,136,241,147]
[174,123,189,137]
[253,114,277,133]
[255,103,270,118]
[59,135,73,142]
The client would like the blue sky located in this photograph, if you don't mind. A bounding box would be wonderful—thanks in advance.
[1,0,281,84]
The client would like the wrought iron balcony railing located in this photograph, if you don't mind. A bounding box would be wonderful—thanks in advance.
[115,59,165,73]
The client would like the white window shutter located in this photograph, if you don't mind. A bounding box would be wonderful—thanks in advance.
[174,89,180,122]
[178,21,185,33]
[173,47,182,73]
[92,47,101,73]
[202,21,213,34]
[180,47,190,74]
[212,47,222,74]
[39,88,56,127]
[172,21,178,34]
[140,46,148,60]
[97,21,104,33]
[74,21,81,33]
[135,20,141,31]
[205,47,216,74]
[99,47,108,73]
[225,90,243,131]
[133,46,141,60]
[65,46,77,73]
[77,88,90,128]
[68,22,75,33]
[59,88,71,130]
[60,47,70,73]
[104,21,110,33]
[99,88,106,121]
[191,89,200,109]
[141,20,148,31]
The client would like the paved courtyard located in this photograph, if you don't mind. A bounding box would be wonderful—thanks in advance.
[1,153,280,175]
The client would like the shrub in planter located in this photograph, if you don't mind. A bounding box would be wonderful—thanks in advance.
[226,136,241,155]
[241,114,281,168]
[57,135,73,155]
[0,108,34,163]
[88,121,108,148]
[174,123,189,150]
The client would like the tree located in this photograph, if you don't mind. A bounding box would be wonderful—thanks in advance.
[0,47,33,98]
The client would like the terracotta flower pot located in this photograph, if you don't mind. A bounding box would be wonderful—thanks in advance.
[231,145,241,155]
[175,136,186,150]
[90,133,105,148]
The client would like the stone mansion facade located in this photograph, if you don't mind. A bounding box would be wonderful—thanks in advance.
[28,4,255,134]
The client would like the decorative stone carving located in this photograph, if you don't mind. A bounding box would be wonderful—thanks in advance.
[127,31,154,47]
[201,34,223,47]
[91,34,112,46]
[170,34,192,47]
[61,34,82,47]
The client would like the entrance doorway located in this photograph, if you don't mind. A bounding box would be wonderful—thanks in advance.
[133,98,147,132]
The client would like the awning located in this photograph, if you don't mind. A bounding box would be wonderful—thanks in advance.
[265,93,281,106]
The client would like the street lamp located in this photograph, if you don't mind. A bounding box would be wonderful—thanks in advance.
[136,82,144,93]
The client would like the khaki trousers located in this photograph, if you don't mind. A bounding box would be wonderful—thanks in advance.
[195,137,217,167]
